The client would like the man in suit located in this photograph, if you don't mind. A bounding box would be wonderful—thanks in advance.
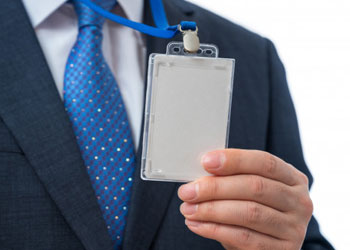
[0,0,334,249]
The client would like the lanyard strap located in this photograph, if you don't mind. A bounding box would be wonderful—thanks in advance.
[77,0,197,39]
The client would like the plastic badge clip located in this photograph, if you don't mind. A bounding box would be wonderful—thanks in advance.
[178,25,200,53]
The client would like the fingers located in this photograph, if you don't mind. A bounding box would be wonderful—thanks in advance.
[180,200,293,239]
[178,149,312,249]
[184,220,288,250]
[178,175,296,212]
[201,149,306,186]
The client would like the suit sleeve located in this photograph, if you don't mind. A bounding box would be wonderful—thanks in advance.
[264,39,334,250]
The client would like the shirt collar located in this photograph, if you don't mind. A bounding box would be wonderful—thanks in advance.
[22,0,144,28]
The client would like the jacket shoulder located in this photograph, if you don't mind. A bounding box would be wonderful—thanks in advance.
[168,0,269,58]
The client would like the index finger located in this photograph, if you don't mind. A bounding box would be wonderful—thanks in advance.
[201,149,305,186]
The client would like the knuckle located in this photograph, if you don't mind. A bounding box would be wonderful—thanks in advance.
[249,175,265,197]
[299,172,309,186]
[199,176,219,199]
[263,152,278,175]
[299,194,314,217]
[198,202,216,220]
[208,222,220,238]
[265,211,283,229]
[235,149,245,170]
[237,228,252,246]
[205,201,216,216]
[277,185,294,209]
[277,182,289,194]
[245,202,261,224]
[211,178,220,197]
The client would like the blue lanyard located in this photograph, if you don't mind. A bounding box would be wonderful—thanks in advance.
[77,0,197,39]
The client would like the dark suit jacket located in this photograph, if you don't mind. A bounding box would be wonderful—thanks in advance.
[0,0,334,249]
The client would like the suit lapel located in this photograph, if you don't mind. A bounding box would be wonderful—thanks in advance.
[121,3,176,249]
[0,1,114,250]
[1,0,210,249]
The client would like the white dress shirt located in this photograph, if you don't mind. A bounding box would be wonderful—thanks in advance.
[22,0,146,149]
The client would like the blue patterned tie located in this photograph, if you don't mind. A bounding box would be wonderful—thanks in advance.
[64,1,135,248]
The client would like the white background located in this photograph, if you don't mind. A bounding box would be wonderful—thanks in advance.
[188,1,350,249]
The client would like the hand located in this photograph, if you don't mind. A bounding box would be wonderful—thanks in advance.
[178,149,313,250]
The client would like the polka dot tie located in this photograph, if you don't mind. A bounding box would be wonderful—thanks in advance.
[63,1,135,249]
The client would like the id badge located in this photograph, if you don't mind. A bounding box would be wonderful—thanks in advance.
[141,42,235,182]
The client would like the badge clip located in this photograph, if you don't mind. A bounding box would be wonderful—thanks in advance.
[178,25,200,53]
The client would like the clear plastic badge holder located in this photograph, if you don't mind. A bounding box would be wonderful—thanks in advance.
[141,42,235,182]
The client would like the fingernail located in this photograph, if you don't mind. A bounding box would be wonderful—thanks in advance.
[178,183,198,201]
[201,152,225,169]
[185,219,201,227]
[180,203,198,215]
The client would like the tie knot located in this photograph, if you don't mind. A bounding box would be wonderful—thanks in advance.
[73,0,116,28]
